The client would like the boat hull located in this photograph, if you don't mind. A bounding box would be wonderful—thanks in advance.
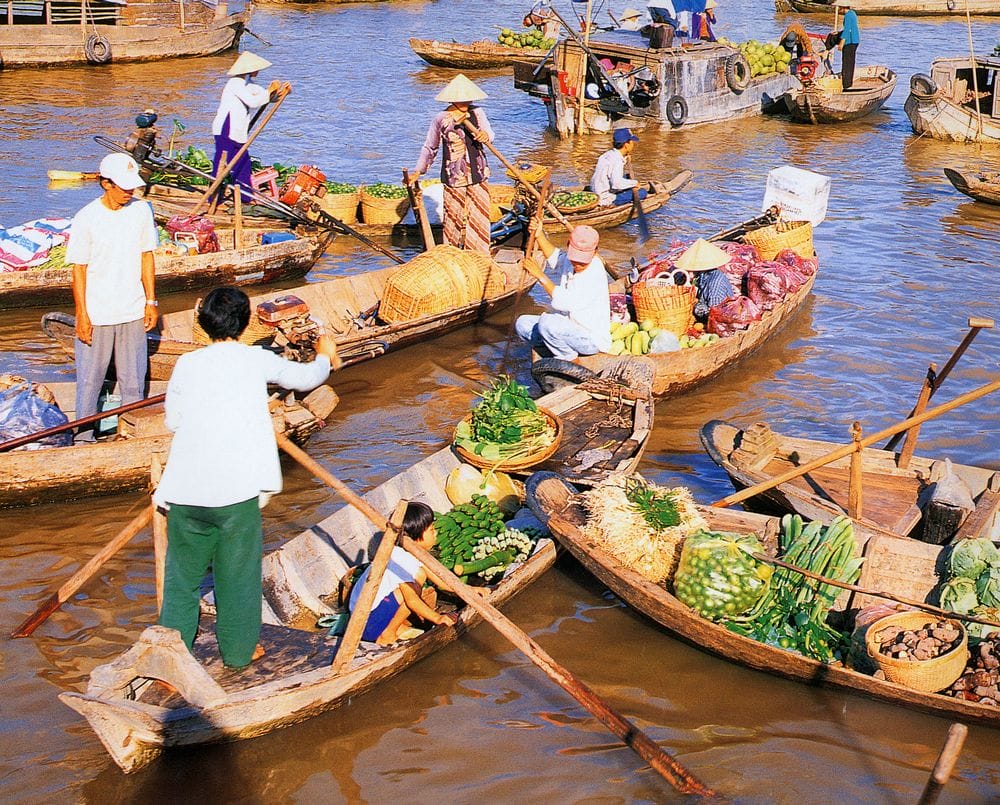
[905,93,1000,143]
[944,168,1000,205]
[781,0,1000,14]
[782,67,896,124]
[410,37,548,69]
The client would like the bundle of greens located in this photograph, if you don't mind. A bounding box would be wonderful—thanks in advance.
[454,376,555,463]
[148,146,213,187]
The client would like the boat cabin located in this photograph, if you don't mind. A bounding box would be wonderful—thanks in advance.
[514,30,797,137]
[929,55,1000,122]
[0,0,223,29]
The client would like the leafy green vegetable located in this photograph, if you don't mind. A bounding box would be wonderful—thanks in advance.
[948,538,1000,580]
[978,566,1000,608]
[967,605,1000,641]
[624,478,681,531]
[940,576,979,614]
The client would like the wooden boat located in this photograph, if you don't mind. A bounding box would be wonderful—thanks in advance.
[0,379,338,508]
[528,473,1000,730]
[410,37,548,69]
[779,0,1000,14]
[0,0,249,70]
[56,362,656,772]
[700,420,1000,543]
[944,168,1000,206]
[0,227,331,310]
[531,272,815,398]
[782,66,896,124]
[43,247,539,381]
[904,58,1000,144]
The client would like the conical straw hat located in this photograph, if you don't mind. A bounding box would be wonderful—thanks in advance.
[228,52,272,77]
[435,74,488,103]
[674,238,731,272]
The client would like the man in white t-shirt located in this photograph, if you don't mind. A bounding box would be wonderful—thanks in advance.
[515,221,612,360]
[66,153,158,442]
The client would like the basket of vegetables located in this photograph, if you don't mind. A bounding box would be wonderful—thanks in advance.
[453,376,561,471]
[551,190,599,214]
[865,611,968,693]
[319,181,360,224]
[360,182,410,225]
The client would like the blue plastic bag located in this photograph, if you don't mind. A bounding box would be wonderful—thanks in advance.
[0,382,72,450]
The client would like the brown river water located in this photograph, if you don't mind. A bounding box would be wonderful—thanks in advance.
[1,0,999,800]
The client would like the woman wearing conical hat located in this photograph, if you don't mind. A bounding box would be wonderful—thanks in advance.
[211,51,289,202]
[674,238,736,319]
[410,74,495,255]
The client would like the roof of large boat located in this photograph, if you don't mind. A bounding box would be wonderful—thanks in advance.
[564,32,730,60]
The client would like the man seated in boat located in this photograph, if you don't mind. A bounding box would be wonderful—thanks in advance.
[590,128,648,208]
[515,221,612,359]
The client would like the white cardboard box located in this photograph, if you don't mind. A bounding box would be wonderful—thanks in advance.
[762,166,831,227]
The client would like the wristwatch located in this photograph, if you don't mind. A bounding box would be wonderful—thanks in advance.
[146,299,158,307]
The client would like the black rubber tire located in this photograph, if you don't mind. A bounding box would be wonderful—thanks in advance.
[665,95,688,127]
[909,72,938,99]
[946,0,956,9]
[85,34,112,65]
[725,53,751,94]
[531,358,597,394]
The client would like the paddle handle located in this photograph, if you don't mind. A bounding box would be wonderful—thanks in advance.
[918,723,968,805]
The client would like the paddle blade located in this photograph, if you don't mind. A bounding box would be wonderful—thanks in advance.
[634,194,650,244]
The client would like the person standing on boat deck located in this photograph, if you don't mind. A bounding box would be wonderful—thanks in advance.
[591,128,648,207]
[674,239,736,319]
[211,51,290,202]
[515,221,612,360]
[618,7,645,30]
[67,153,157,443]
[691,0,717,42]
[154,286,341,671]
[410,74,494,255]
[835,0,860,90]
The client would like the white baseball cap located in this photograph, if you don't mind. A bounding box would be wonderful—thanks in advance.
[99,153,146,191]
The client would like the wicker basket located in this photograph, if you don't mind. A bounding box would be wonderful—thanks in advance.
[360,186,410,225]
[552,191,599,214]
[191,299,276,346]
[379,244,507,323]
[318,189,360,224]
[743,220,814,261]
[865,611,969,693]
[454,408,563,472]
[489,184,518,222]
[631,281,695,337]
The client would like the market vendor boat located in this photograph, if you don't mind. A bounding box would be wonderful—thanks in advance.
[43,246,538,381]
[700,420,1000,543]
[904,58,1000,144]
[528,473,1000,731]
[0,227,331,310]
[778,0,1000,14]
[409,37,549,69]
[781,66,897,124]
[0,0,249,69]
[56,361,656,773]
[0,378,337,508]
[944,168,1000,205]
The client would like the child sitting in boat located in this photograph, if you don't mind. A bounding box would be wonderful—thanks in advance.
[338,501,459,645]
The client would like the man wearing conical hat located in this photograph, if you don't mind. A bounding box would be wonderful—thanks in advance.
[211,51,289,202]
[411,74,495,254]
[674,238,736,319]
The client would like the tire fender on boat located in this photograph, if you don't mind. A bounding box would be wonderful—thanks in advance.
[909,73,938,100]
[725,53,751,94]
[85,34,112,65]
[665,95,688,127]
[946,0,956,9]
[531,358,597,393]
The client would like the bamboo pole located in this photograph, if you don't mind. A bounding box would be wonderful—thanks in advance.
[233,187,244,248]
[712,377,1000,509]
[848,422,863,519]
[150,456,167,613]
[919,723,968,805]
[576,0,593,134]
[275,433,716,796]
[965,0,983,139]
[402,168,435,251]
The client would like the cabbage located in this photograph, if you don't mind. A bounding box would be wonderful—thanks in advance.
[939,576,979,614]
[967,605,1000,641]
[978,566,1000,609]
[948,538,1000,580]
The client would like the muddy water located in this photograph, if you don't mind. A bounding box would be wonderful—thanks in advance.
[1,0,999,800]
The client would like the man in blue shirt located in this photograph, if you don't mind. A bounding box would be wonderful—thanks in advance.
[835,0,861,90]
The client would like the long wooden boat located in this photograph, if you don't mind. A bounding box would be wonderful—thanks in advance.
[410,37,548,69]
[904,57,1000,144]
[532,272,815,398]
[0,0,249,69]
[779,0,1000,14]
[0,227,331,310]
[0,379,338,508]
[944,168,1000,206]
[529,473,1000,730]
[56,363,657,772]
[700,419,1000,543]
[782,66,896,124]
[44,247,538,381]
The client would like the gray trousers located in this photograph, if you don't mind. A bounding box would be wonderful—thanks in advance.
[74,318,148,442]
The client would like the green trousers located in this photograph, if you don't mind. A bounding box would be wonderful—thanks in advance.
[158,497,262,668]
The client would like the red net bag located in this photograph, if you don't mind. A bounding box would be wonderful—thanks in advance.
[707,295,762,337]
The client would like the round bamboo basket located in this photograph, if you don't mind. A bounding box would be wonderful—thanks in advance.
[453,408,563,472]
[191,299,276,346]
[631,282,695,337]
[743,220,814,261]
[318,189,360,224]
[552,191,599,214]
[360,186,410,225]
[865,611,968,693]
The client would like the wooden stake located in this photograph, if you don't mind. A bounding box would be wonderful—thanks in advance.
[402,168,434,251]
[897,363,936,470]
[150,455,167,614]
[233,186,244,248]
[918,722,968,805]
[275,433,716,796]
[848,421,863,519]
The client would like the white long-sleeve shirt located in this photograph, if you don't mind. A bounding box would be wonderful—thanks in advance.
[590,148,637,206]
[211,77,270,142]
[153,341,330,508]
[547,250,613,352]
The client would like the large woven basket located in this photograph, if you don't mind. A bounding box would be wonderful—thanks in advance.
[865,611,968,693]
[454,408,563,472]
[360,186,410,225]
[552,191,599,214]
[191,299,276,346]
[631,282,695,337]
[489,184,518,222]
[743,220,814,261]
[379,244,507,323]
[318,189,360,224]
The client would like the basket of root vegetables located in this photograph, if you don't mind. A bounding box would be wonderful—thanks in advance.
[865,611,969,693]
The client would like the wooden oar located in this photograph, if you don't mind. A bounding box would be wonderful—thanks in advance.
[48,170,100,182]
[631,187,650,244]
[918,723,968,805]
[402,168,435,251]
[275,433,716,796]
[712,377,1000,509]
[0,393,166,453]
[11,506,153,638]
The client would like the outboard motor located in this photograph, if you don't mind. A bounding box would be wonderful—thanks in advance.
[629,67,661,108]
[124,109,160,164]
